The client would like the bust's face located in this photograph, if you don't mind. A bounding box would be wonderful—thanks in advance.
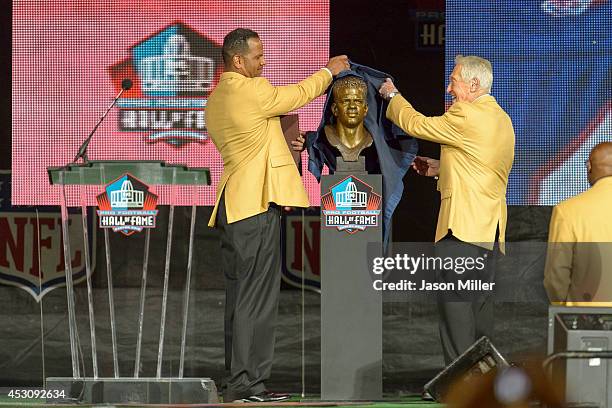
[332,87,368,129]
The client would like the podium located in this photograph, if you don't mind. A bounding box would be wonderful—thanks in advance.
[45,160,218,404]
[320,166,383,400]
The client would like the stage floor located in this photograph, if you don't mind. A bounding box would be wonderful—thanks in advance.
[0,395,443,408]
[0,288,549,395]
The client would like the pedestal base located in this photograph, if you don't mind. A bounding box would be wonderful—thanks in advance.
[46,377,218,404]
[320,173,383,400]
[335,156,366,174]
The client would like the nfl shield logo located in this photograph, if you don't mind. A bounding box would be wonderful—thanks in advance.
[282,211,321,291]
[0,171,95,301]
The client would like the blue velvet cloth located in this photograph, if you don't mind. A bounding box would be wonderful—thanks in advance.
[306,62,418,249]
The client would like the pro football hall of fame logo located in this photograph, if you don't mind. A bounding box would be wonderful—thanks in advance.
[108,22,223,147]
[96,174,158,236]
[321,175,382,234]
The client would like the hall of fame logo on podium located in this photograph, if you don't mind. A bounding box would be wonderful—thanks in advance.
[96,174,158,236]
[321,175,382,234]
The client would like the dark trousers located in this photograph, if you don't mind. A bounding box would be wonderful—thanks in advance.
[217,195,281,400]
[436,235,497,364]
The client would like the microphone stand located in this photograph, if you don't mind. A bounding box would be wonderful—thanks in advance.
[72,86,129,164]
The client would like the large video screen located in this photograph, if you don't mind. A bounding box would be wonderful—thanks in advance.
[12,0,329,206]
[447,0,611,205]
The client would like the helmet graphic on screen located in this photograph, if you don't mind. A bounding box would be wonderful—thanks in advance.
[141,34,214,93]
[108,22,223,147]
[541,0,596,16]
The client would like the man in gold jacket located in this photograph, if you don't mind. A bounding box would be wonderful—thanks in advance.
[544,142,612,307]
[379,55,515,363]
[206,28,348,402]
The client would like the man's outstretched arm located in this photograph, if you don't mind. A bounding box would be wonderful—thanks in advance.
[256,55,349,118]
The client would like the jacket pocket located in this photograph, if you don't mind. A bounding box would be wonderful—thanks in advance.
[270,154,295,168]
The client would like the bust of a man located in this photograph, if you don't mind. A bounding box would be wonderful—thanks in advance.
[324,76,373,162]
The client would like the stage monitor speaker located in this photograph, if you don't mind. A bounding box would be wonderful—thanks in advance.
[548,305,612,408]
[423,336,509,402]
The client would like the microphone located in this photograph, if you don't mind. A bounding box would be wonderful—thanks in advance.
[72,78,133,164]
[121,78,133,91]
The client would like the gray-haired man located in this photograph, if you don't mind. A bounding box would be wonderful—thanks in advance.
[380,55,515,363]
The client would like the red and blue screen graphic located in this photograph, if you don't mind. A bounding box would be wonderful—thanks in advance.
[447,0,611,205]
[12,1,329,206]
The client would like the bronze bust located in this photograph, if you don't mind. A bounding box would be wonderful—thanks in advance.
[324,76,373,162]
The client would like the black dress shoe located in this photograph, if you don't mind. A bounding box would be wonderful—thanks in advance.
[238,390,291,403]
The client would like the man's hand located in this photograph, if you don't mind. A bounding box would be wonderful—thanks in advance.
[326,55,350,76]
[412,156,440,177]
[291,131,306,152]
[379,78,399,100]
